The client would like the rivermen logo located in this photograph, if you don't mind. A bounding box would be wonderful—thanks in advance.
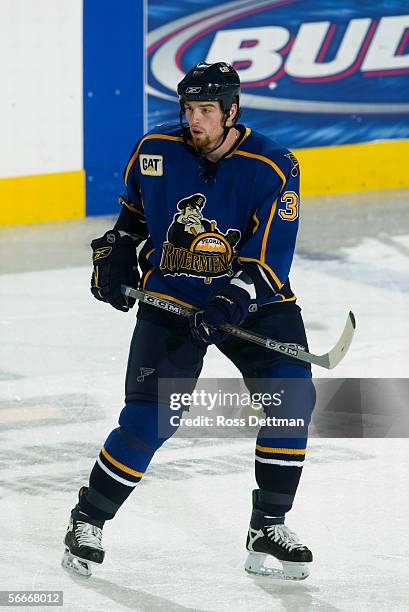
[160,193,241,283]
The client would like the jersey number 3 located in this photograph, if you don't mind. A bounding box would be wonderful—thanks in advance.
[278,191,299,221]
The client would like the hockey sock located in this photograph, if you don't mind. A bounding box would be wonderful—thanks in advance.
[255,437,306,516]
[79,401,181,521]
[252,363,315,516]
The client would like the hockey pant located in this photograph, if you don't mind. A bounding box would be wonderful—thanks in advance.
[78,302,315,523]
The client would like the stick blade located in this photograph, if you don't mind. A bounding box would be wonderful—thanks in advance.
[325,311,356,369]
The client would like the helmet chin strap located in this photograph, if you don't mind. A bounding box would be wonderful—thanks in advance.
[179,110,232,157]
[197,124,231,156]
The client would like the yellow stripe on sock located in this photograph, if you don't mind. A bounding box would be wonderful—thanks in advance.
[101,447,144,478]
[256,445,306,455]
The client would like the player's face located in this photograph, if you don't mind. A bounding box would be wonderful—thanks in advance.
[184,101,229,151]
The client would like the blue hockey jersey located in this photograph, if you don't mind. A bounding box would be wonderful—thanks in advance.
[121,123,300,310]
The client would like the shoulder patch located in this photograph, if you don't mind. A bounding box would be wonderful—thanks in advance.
[284,152,299,177]
[139,154,163,176]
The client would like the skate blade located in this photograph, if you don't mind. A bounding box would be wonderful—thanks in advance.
[245,552,310,581]
[61,548,93,577]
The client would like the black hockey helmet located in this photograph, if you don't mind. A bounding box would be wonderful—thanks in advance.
[177,62,241,121]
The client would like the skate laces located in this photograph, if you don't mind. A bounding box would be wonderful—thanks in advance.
[265,524,306,552]
[75,521,103,550]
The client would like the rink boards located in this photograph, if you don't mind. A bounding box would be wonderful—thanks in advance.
[0,0,408,225]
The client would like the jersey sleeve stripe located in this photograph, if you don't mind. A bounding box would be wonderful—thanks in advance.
[260,198,277,263]
[252,210,260,234]
[145,247,155,260]
[232,149,286,185]
[124,134,184,184]
[276,293,297,303]
[142,267,155,288]
[238,256,283,289]
[122,201,145,217]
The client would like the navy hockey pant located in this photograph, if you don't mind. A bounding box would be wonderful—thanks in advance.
[78,302,315,523]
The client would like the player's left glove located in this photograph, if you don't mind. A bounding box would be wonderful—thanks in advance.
[190,270,256,347]
[90,229,141,312]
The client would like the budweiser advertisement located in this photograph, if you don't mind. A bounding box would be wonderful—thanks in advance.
[147,0,409,148]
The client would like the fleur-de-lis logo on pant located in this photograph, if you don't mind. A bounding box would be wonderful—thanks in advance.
[137,367,156,382]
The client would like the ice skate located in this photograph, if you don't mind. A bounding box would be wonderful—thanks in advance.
[61,488,105,577]
[244,491,312,580]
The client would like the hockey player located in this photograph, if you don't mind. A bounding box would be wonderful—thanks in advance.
[62,62,315,580]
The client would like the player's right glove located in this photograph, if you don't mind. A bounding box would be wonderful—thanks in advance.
[190,270,256,347]
[90,229,141,312]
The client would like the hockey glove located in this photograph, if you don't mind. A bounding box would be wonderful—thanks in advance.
[91,229,141,312]
[190,270,255,347]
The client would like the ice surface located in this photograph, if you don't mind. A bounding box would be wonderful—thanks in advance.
[0,190,408,611]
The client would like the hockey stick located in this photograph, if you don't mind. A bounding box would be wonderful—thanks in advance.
[121,285,355,370]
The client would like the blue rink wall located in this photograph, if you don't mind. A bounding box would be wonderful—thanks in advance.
[83,0,145,217]
[1,0,408,225]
